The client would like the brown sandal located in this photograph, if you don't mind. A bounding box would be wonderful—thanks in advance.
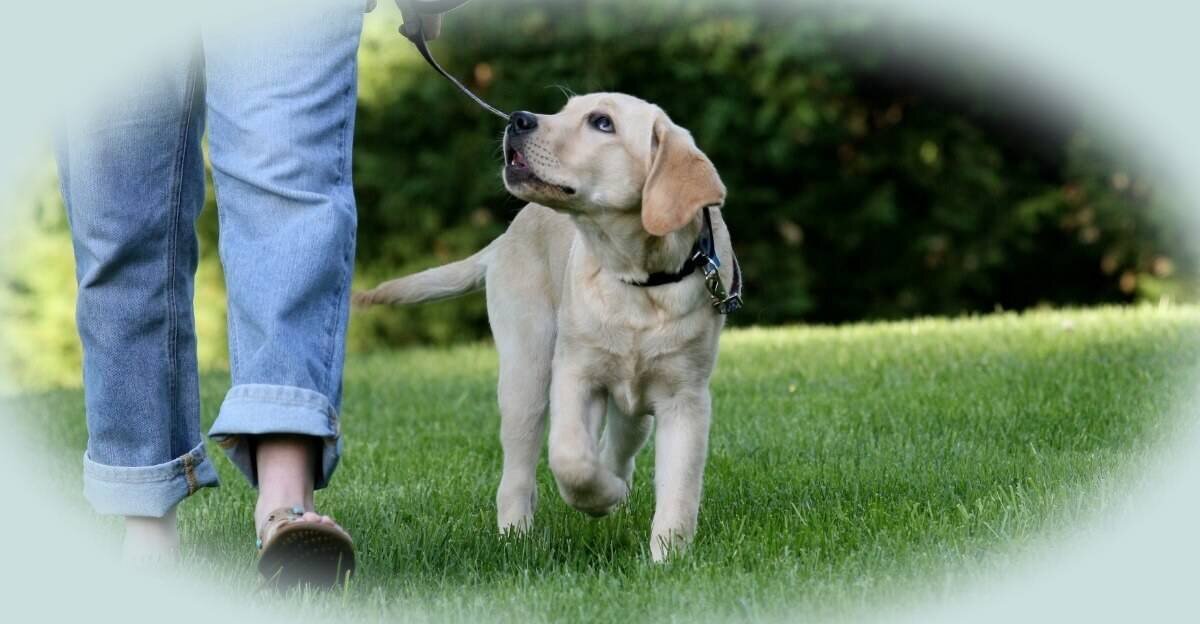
[256,505,355,588]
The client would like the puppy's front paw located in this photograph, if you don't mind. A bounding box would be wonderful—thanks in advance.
[566,478,632,517]
[497,484,538,534]
[498,515,534,535]
[550,455,631,517]
[650,529,692,563]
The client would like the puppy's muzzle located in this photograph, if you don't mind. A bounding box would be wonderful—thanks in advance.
[503,110,539,174]
[503,110,576,197]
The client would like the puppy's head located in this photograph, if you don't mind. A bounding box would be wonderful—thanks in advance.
[502,92,725,236]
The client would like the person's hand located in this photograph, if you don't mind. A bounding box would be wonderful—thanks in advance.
[400,0,471,41]
[415,13,443,41]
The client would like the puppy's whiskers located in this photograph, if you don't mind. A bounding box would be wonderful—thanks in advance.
[546,84,577,102]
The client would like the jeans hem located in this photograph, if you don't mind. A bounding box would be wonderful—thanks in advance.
[82,441,218,517]
[208,383,342,489]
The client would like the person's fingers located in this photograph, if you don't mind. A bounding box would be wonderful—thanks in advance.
[420,13,444,41]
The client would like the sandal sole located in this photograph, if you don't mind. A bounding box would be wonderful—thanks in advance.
[257,522,355,588]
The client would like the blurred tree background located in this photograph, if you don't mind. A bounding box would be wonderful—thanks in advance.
[1,0,1195,390]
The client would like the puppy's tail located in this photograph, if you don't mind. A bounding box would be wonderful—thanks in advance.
[353,240,496,307]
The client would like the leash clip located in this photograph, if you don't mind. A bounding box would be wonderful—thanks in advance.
[694,248,741,315]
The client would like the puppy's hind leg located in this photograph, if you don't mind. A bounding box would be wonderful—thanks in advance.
[492,308,555,535]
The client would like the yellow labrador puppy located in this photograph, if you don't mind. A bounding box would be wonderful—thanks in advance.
[355,93,738,561]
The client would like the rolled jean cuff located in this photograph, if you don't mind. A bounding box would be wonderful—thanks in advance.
[83,441,218,517]
[208,384,342,490]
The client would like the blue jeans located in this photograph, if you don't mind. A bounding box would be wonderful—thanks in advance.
[56,4,365,517]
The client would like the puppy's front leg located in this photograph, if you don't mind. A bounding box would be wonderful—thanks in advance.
[548,371,629,516]
[600,405,653,489]
[650,388,712,562]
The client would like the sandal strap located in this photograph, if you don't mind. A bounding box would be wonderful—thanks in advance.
[257,504,307,550]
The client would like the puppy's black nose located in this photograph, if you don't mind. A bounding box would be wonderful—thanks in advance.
[509,111,538,135]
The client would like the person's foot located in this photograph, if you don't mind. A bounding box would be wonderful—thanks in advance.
[256,504,355,587]
[253,435,354,587]
[123,507,180,563]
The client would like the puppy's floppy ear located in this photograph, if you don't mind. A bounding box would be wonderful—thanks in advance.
[641,113,726,237]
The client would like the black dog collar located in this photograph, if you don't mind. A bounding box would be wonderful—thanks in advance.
[623,207,743,315]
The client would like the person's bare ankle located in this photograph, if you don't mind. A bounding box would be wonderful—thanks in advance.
[123,507,180,563]
[254,435,317,533]
[254,495,314,534]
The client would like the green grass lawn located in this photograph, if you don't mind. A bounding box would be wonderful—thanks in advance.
[14,305,1200,622]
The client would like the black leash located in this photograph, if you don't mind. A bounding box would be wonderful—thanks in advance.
[397,1,509,121]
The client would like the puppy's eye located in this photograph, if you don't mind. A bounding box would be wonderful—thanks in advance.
[589,113,615,133]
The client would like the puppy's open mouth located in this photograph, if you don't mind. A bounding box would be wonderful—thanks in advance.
[504,145,576,196]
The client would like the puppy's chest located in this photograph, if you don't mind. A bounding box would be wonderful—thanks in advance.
[559,277,718,411]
